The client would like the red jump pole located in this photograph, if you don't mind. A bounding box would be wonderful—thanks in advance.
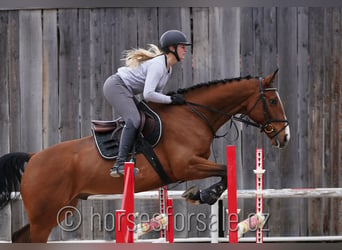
[226,145,238,243]
[166,198,174,243]
[115,210,126,243]
[115,162,135,243]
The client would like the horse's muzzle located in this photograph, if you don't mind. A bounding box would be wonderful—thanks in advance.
[272,125,290,148]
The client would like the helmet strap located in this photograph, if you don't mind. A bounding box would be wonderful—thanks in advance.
[170,45,180,61]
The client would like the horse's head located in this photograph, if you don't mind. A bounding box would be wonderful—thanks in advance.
[246,69,290,148]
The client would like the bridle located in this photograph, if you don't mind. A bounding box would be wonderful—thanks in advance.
[185,77,289,139]
[233,77,289,139]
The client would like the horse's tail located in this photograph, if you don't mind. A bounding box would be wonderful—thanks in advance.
[0,152,33,209]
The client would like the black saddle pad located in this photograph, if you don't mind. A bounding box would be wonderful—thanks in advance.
[91,101,162,160]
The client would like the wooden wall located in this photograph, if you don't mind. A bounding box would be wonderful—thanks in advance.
[0,7,341,241]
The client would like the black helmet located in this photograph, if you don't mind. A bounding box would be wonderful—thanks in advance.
[159,30,191,51]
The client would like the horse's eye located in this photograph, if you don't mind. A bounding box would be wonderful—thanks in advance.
[269,99,277,105]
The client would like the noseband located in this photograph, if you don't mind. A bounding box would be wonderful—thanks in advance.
[185,77,289,139]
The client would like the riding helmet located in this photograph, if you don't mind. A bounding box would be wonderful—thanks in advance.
[159,30,191,52]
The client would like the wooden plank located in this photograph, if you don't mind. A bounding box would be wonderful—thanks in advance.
[58,9,80,142]
[0,14,11,239]
[77,10,93,241]
[0,11,9,155]
[103,200,120,241]
[89,8,115,123]
[0,204,11,241]
[136,8,159,48]
[277,7,300,236]
[307,7,325,236]
[42,10,59,148]
[79,9,92,136]
[90,200,103,240]
[19,10,43,152]
[10,200,28,240]
[333,8,342,235]
[322,7,333,236]
[101,8,115,121]
[297,6,309,236]
[180,7,193,88]
[192,7,210,84]
[89,8,105,123]
[8,11,21,152]
[324,8,342,235]
[158,8,183,91]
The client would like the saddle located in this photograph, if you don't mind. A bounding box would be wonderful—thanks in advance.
[91,100,162,160]
[91,100,171,184]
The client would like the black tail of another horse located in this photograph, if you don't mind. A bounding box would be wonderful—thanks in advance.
[0,152,31,209]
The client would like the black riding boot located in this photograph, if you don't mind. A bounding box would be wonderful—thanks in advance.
[110,120,139,177]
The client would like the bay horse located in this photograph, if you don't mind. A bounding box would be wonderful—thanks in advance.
[0,70,290,242]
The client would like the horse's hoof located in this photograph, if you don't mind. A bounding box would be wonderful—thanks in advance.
[182,186,201,204]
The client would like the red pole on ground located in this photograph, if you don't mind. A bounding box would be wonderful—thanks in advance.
[227,145,238,243]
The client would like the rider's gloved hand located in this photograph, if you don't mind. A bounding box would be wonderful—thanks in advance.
[171,93,186,105]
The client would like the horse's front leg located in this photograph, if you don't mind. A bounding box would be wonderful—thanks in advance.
[180,156,227,205]
[182,177,227,205]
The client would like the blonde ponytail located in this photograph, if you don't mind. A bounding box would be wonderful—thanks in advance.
[122,44,163,68]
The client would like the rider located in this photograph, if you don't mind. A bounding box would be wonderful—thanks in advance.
[103,30,191,177]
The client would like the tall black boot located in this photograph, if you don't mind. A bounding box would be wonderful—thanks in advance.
[110,120,139,177]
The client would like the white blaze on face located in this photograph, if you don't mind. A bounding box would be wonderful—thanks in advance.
[276,91,290,142]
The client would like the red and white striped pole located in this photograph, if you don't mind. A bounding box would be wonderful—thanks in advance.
[159,186,174,243]
[254,148,265,243]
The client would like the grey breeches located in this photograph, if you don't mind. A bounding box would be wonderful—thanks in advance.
[103,74,141,129]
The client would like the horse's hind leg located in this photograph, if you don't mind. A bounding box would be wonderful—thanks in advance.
[12,224,31,243]
[28,198,79,242]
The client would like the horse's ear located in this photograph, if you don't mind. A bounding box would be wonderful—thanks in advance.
[263,68,279,85]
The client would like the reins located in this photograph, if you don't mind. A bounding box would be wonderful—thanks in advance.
[185,101,232,139]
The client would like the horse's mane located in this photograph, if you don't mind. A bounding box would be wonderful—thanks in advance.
[167,75,256,95]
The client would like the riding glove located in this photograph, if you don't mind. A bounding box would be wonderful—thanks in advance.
[171,93,186,105]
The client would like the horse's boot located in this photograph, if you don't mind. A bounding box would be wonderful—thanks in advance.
[110,120,139,177]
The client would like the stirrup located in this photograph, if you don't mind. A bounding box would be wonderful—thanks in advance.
[109,165,124,178]
[109,165,139,178]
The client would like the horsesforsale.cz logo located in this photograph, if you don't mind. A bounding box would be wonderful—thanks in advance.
[57,205,270,234]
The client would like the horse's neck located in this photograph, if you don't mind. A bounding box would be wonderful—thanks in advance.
[188,79,258,130]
